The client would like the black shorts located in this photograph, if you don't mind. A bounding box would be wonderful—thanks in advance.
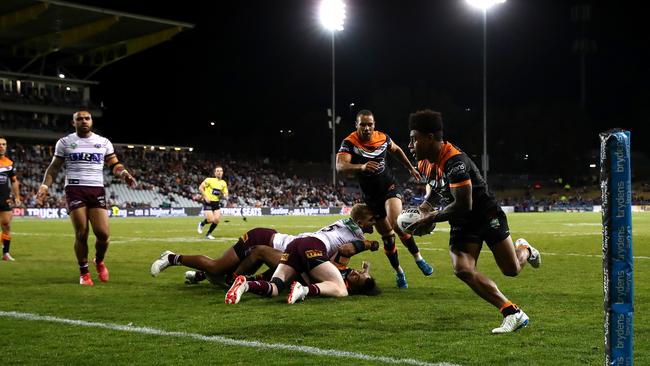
[280,237,329,273]
[203,201,222,211]
[449,208,510,250]
[0,197,11,212]
[65,186,107,211]
[360,177,403,219]
[232,228,278,260]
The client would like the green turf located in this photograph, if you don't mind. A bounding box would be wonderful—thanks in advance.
[1,212,648,365]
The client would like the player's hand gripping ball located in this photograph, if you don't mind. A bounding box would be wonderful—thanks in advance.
[398,209,436,236]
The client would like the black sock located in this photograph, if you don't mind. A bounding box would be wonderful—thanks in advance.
[167,254,182,265]
[201,219,208,226]
[382,234,400,270]
[399,234,420,255]
[79,263,90,275]
[2,239,9,254]
[501,304,520,317]
[207,223,217,235]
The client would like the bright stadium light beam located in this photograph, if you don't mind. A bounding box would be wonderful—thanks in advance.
[319,0,346,31]
[465,0,506,183]
[319,0,346,187]
[466,0,505,10]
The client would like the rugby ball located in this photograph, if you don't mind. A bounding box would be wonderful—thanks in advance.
[397,209,422,231]
[397,209,435,236]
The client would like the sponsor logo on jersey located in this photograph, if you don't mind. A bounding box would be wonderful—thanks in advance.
[448,162,466,175]
[489,218,500,229]
[305,249,324,258]
[70,142,77,149]
[280,253,290,261]
[94,144,102,148]
[68,152,104,163]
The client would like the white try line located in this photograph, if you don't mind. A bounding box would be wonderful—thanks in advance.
[417,248,650,260]
[0,311,460,366]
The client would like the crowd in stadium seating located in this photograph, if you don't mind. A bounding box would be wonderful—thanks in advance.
[1,84,85,108]
[5,141,650,209]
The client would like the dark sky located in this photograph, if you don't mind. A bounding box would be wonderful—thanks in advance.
[71,1,648,173]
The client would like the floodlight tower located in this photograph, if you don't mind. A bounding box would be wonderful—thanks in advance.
[319,0,346,187]
[466,0,505,183]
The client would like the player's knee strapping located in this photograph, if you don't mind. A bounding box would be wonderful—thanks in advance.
[1,232,10,242]
[399,233,420,255]
[270,277,286,295]
[382,234,400,269]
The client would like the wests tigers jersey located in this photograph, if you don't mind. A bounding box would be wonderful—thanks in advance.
[0,156,16,199]
[418,142,498,222]
[337,131,395,183]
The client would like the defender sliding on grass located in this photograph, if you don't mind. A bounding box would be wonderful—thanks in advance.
[405,109,541,334]
[225,204,381,304]
[152,203,380,288]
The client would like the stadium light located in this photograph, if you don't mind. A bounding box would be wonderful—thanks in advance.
[319,0,346,187]
[466,0,506,183]
[58,73,65,79]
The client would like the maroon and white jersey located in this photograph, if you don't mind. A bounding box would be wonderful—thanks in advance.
[54,132,114,187]
[272,233,298,252]
[297,218,366,258]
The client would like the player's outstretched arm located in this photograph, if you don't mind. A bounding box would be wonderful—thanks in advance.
[388,142,421,181]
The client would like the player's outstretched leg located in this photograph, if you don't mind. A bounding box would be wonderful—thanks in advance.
[151,250,175,276]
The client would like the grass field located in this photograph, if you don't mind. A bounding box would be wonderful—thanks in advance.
[1,212,648,365]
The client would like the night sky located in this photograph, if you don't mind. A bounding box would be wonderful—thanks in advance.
[69,1,648,174]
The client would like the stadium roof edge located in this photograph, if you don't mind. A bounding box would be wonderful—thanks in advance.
[39,0,195,29]
[0,0,195,79]
[0,70,99,85]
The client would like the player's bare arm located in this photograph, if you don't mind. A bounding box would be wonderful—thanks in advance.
[388,142,421,181]
[106,154,136,188]
[407,184,472,233]
[36,156,64,204]
[336,153,380,173]
[419,184,434,214]
[338,240,380,257]
[11,176,20,206]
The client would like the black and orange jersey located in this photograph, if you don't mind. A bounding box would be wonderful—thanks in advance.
[0,156,17,199]
[418,142,498,221]
[337,131,394,183]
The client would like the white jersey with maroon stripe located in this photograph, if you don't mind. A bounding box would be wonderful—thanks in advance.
[54,132,114,187]
[298,218,365,257]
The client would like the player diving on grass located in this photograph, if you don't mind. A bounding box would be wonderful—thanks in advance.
[151,204,380,292]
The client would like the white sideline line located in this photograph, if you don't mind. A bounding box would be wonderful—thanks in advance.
[0,311,460,366]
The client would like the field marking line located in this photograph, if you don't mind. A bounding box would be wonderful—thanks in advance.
[417,248,650,260]
[0,311,460,366]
